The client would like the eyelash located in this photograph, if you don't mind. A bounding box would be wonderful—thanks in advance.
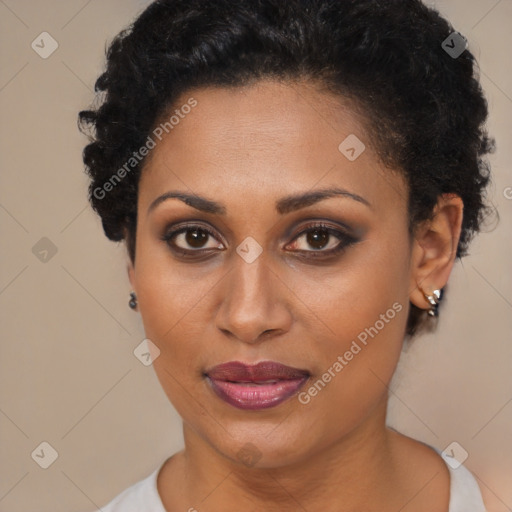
[160,221,358,260]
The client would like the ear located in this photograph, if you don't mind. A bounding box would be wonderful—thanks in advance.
[409,194,464,311]
[127,259,136,293]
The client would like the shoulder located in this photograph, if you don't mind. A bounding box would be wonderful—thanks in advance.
[439,450,487,512]
[95,466,166,512]
[389,429,487,511]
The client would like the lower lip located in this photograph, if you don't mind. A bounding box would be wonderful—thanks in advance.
[207,377,309,410]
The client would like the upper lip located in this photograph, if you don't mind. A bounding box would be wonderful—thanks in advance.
[205,361,310,383]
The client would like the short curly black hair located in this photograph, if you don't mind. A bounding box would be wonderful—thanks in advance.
[79,0,494,336]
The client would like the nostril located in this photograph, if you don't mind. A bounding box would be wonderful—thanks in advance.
[261,329,279,338]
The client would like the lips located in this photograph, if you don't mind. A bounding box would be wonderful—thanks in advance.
[205,361,310,410]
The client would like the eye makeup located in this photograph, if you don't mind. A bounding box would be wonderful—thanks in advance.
[159,217,362,262]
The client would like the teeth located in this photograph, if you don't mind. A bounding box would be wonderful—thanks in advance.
[231,380,279,385]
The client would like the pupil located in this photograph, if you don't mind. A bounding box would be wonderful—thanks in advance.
[186,229,208,248]
[307,229,329,249]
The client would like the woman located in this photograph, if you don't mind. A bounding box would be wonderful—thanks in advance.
[79,0,493,509]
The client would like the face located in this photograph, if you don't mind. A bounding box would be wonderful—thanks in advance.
[129,79,414,468]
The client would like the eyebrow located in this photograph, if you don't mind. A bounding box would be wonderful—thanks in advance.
[147,186,371,215]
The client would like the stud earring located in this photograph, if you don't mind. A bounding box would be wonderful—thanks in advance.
[421,288,442,317]
[129,291,138,310]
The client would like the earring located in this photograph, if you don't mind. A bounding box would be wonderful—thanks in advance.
[129,291,138,310]
[421,288,442,317]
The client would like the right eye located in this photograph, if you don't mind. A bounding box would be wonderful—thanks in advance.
[161,224,225,257]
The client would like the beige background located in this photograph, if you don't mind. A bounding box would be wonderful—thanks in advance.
[0,0,510,510]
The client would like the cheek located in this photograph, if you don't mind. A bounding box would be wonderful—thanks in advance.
[293,288,407,447]
[294,233,410,417]
[134,230,214,339]
[136,263,212,418]
[312,226,411,345]
[132,247,198,390]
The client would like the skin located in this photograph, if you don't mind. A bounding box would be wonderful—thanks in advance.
[127,79,463,511]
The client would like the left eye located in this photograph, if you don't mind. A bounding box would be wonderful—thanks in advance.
[286,224,355,254]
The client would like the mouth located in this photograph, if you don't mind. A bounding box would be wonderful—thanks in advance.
[204,360,310,410]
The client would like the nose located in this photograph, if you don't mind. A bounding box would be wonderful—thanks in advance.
[215,251,293,345]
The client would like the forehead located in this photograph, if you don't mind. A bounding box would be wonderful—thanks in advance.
[138,79,408,217]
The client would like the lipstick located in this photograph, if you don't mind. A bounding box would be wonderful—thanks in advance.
[205,361,310,410]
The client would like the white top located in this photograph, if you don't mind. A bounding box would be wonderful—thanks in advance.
[97,449,487,511]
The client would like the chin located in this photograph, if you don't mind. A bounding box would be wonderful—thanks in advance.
[199,416,325,470]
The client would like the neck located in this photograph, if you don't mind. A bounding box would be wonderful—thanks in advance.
[168,399,403,511]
